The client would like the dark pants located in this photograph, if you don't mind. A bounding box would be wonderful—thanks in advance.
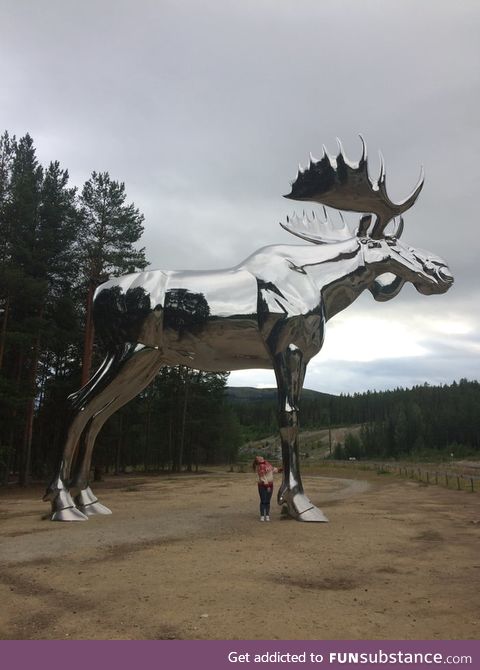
[258,485,273,516]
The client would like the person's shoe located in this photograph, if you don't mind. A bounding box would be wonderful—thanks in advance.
[260,516,265,521]
[265,515,270,522]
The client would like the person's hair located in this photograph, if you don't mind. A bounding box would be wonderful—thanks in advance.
[252,458,258,471]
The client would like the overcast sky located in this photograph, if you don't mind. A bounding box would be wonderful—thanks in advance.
[2,0,479,394]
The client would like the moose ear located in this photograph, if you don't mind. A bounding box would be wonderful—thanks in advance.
[356,214,372,237]
[383,216,405,240]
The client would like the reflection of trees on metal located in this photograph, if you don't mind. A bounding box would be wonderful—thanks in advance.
[163,288,211,332]
[44,138,453,522]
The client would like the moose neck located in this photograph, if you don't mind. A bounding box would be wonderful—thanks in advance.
[298,239,378,320]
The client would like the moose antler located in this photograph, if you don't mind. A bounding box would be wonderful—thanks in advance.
[284,137,424,239]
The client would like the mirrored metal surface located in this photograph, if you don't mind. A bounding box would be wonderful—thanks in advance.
[44,139,453,522]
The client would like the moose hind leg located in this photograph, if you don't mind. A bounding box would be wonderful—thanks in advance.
[43,403,110,522]
[73,420,113,517]
[43,350,129,519]
[71,346,165,516]
[44,345,146,521]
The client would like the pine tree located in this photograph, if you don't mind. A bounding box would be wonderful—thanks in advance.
[78,172,148,383]
[0,131,17,369]
[31,161,79,478]
[0,133,82,484]
[1,134,44,484]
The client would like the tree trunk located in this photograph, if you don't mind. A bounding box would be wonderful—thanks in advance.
[1,426,15,486]
[81,280,96,386]
[19,398,34,486]
[0,294,9,369]
[143,387,152,472]
[19,321,43,486]
[115,414,124,475]
[177,370,189,473]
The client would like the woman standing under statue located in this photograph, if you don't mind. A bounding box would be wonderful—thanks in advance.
[253,456,282,521]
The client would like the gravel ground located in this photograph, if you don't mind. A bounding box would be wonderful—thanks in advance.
[0,468,479,640]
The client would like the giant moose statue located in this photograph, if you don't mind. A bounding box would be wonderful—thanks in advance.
[44,138,453,522]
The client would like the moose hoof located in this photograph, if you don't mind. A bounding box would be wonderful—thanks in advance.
[298,505,328,522]
[51,506,88,522]
[280,491,328,523]
[75,487,112,517]
[48,488,88,522]
[79,501,112,516]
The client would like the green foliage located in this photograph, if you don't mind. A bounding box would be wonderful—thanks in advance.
[355,382,480,459]
[228,382,480,461]
[0,131,151,484]
[78,171,147,282]
[93,366,238,473]
[0,129,241,483]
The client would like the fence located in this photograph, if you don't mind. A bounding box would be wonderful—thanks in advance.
[390,464,479,492]
[318,460,480,493]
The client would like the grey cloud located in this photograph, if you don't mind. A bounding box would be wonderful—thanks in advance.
[305,348,480,396]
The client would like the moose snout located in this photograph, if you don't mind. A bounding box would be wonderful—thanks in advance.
[437,266,454,286]
[426,265,454,294]
[415,262,454,295]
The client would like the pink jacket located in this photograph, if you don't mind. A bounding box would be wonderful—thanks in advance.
[256,460,280,489]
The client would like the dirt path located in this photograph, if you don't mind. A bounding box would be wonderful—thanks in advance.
[0,469,479,640]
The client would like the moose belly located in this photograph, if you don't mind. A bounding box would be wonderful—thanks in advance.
[157,269,272,371]
[162,317,272,371]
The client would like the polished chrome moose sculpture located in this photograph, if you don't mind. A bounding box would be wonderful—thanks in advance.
[44,138,453,522]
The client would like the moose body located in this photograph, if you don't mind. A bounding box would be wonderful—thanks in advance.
[44,139,453,522]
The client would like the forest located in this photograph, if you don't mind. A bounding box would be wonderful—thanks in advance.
[230,380,480,460]
[0,131,241,485]
[1,130,479,487]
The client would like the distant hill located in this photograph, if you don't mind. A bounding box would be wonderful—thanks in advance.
[227,380,480,459]
[226,386,333,402]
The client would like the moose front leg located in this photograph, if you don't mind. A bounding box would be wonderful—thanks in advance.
[274,345,328,522]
